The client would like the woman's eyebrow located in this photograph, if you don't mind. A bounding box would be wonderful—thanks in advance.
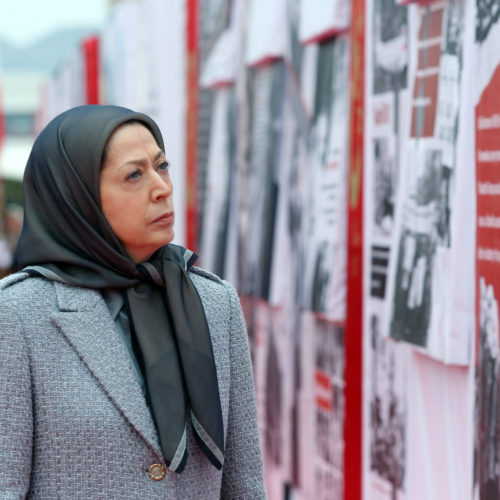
[120,151,165,169]
[154,150,166,162]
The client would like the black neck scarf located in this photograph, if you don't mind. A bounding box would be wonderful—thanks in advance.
[15,105,224,473]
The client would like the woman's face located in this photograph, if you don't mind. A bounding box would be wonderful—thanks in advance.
[100,122,174,262]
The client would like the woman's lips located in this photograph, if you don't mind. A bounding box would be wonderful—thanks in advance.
[152,212,174,225]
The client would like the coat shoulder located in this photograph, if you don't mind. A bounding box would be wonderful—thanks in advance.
[189,266,224,285]
[188,267,240,320]
[189,267,239,300]
[0,271,32,290]
[0,272,54,311]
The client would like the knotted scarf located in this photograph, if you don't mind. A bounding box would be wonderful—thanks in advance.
[15,105,224,473]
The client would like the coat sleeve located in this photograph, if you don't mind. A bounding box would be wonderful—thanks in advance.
[0,303,33,498]
[220,282,266,500]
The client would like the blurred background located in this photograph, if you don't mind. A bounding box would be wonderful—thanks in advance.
[0,1,496,499]
[0,0,106,271]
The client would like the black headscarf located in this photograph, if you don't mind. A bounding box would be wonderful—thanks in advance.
[15,105,224,473]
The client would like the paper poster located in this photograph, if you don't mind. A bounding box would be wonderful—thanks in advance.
[408,352,473,500]
[386,0,471,364]
[302,35,350,321]
[368,0,410,299]
[367,309,409,500]
[245,0,287,66]
[239,63,284,301]
[364,4,411,490]
[299,0,350,43]
[268,67,309,309]
[250,302,297,500]
[200,0,243,88]
[298,312,345,500]
[198,87,236,276]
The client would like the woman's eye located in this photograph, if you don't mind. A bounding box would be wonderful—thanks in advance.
[158,161,170,172]
[126,169,142,180]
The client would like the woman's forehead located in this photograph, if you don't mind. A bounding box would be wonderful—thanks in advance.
[102,122,163,167]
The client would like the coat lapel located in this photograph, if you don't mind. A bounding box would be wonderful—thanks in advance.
[51,281,163,459]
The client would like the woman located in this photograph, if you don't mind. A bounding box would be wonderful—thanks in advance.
[0,105,265,499]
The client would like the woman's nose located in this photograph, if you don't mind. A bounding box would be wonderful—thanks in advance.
[151,171,172,200]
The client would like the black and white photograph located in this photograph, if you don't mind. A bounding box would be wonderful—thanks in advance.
[389,148,443,346]
[373,137,397,236]
[198,87,237,277]
[475,278,500,500]
[251,304,297,500]
[269,68,309,309]
[299,312,345,500]
[372,0,408,96]
[388,145,456,350]
[369,313,407,499]
[302,35,349,319]
[386,0,470,363]
[239,63,284,301]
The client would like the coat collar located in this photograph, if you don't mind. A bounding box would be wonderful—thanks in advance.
[51,281,163,460]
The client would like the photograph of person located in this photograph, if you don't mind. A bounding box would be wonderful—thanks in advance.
[390,149,443,347]
[475,278,500,500]
[369,314,406,499]
[0,105,265,499]
[303,36,348,318]
[240,63,283,302]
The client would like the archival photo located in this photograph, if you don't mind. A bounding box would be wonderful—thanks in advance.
[239,63,284,301]
[388,0,466,361]
[302,35,349,319]
[299,312,346,500]
[368,312,408,500]
[474,278,500,500]
[198,87,236,277]
[372,0,408,96]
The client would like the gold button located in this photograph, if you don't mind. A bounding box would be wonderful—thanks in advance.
[148,463,166,481]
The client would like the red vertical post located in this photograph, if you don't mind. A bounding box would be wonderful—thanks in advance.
[344,0,365,498]
[82,36,100,105]
[185,0,199,252]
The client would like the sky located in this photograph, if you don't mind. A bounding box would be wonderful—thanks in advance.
[0,0,108,46]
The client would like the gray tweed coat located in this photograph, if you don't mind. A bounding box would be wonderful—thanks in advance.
[0,267,265,499]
